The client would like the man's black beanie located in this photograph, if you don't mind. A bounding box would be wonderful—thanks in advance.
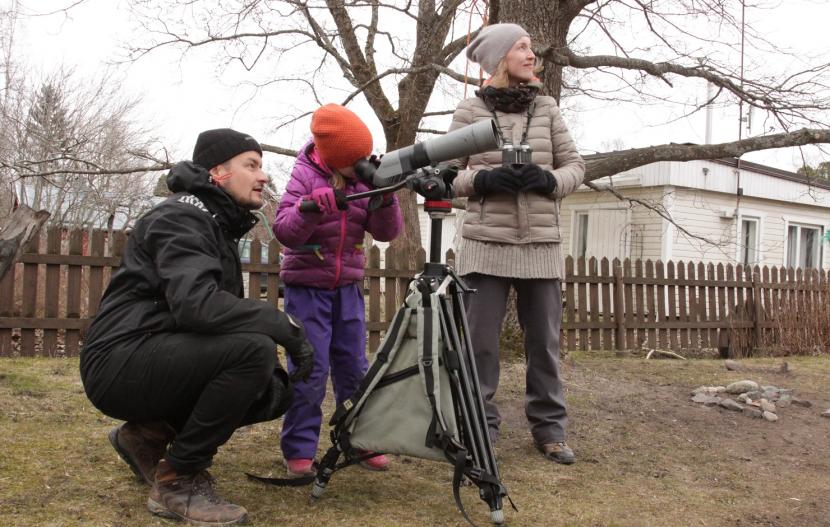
[192,128,263,170]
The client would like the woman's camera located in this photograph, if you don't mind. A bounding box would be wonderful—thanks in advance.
[502,142,533,168]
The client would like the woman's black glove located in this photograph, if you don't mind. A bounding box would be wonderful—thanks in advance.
[473,166,522,196]
[519,164,556,194]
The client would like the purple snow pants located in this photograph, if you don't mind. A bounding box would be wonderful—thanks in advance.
[280,282,368,460]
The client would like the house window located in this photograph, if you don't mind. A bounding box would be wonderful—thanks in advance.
[739,217,759,265]
[574,212,589,259]
[786,223,822,269]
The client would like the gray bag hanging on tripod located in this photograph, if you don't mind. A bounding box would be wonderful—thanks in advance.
[316,273,511,526]
[342,286,459,461]
[248,274,511,525]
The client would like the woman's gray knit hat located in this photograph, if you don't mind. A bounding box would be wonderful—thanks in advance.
[466,23,530,75]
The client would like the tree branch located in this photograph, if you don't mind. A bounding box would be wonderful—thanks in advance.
[540,46,830,119]
[261,143,299,158]
[584,129,830,181]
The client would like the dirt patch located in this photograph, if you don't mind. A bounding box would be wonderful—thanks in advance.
[493,354,830,527]
[0,355,828,526]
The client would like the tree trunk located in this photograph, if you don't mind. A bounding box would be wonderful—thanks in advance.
[386,62,444,267]
[0,178,13,216]
[0,205,50,282]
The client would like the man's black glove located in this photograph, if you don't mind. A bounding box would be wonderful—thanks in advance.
[519,164,556,194]
[284,315,314,383]
[473,166,522,196]
[288,339,314,383]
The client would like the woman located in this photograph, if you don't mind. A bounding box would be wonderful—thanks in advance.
[448,23,585,464]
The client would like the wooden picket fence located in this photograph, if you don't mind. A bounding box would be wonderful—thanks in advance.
[0,227,433,357]
[562,256,828,354]
[0,227,827,357]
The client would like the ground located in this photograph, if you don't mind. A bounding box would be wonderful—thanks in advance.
[1,353,828,527]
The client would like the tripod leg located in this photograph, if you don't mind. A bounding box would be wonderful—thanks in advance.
[311,447,342,500]
[438,289,505,522]
[438,296,488,468]
[451,286,501,478]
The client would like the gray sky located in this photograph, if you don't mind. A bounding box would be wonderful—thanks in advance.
[12,0,830,181]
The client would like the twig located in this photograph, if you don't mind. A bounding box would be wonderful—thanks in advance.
[645,349,687,360]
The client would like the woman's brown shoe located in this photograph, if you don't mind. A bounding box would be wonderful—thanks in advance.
[538,442,575,465]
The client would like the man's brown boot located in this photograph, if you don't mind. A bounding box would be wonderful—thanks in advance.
[109,421,175,485]
[148,459,249,526]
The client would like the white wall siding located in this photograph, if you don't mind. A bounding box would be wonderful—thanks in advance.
[563,182,828,271]
[653,189,828,271]
[560,186,668,262]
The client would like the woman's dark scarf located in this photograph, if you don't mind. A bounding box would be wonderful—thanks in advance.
[476,83,540,114]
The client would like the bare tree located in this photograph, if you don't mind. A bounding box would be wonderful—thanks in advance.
[122,0,830,261]
[0,1,170,228]
[1,69,166,229]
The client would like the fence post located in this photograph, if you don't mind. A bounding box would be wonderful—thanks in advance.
[752,269,763,352]
[613,259,626,350]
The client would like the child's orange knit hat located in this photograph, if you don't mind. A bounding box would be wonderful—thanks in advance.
[311,104,373,169]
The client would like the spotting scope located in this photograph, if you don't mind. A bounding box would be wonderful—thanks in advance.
[369,119,500,187]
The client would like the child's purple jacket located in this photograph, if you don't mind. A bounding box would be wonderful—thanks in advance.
[273,142,403,289]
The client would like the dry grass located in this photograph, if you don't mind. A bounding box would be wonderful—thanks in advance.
[2,354,830,526]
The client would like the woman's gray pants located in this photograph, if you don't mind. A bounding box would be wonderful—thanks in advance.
[462,273,567,445]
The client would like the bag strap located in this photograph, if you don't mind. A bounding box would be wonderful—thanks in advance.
[328,306,410,429]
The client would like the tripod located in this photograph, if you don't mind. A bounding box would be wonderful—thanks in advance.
[417,198,509,525]
[252,168,512,525]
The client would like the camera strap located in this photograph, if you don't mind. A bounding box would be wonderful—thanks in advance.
[489,101,536,147]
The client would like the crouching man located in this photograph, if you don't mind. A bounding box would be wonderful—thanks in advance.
[80,128,314,525]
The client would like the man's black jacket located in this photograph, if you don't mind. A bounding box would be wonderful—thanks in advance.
[80,162,304,401]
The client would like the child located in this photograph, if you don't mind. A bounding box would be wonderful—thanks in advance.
[272,104,403,476]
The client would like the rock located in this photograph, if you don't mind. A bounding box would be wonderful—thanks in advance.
[745,390,763,399]
[737,393,748,403]
[821,410,830,418]
[719,398,744,411]
[724,360,742,371]
[743,407,763,419]
[777,397,791,408]
[763,411,778,422]
[692,393,721,405]
[726,380,760,394]
[759,399,776,413]
[762,390,780,401]
[761,385,779,393]
[791,398,812,408]
[691,386,707,395]
[713,386,727,393]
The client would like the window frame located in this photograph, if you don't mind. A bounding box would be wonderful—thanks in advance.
[738,216,760,266]
[784,221,824,269]
[572,211,590,259]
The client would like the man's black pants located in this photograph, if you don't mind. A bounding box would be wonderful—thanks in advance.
[87,332,289,474]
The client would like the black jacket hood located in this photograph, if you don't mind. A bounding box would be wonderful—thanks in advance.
[166,160,213,194]
[166,161,258,240]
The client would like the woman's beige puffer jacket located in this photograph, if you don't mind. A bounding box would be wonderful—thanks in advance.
[449,95,585,244]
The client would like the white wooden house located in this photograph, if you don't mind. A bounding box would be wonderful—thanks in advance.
[559,158,830,271]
